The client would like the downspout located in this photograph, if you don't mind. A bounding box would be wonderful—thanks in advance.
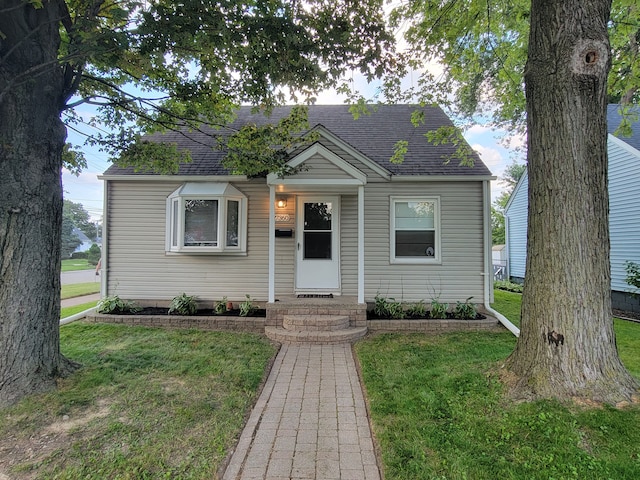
[60,307,97,326]
[100,177,108,298]
[482,180,520,337]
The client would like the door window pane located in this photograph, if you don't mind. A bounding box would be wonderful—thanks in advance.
[184,199,218,246]
[304,202,332,230]
[304,232,332,259]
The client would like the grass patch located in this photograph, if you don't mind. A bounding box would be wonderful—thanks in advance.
[61,259,93,272]
[356,332,640,480]
[0,323,276,479]
[492,289,640,378]
[491,288,522,327]
[61,282,100,300]
[61,301,99,319]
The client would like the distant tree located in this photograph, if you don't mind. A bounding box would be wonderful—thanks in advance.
[86,244,101,266]
[63,200,95,241]
[61,212,81,258]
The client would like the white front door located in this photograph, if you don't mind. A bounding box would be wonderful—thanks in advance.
[296,196,340,291]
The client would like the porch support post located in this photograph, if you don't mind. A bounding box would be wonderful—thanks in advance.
[358,185,365,304]
[268,186,276,303]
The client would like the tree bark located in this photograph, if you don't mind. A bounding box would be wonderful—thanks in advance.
[0,0,78,408]
[505,0,639,404]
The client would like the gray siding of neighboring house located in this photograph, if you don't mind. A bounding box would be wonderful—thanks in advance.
[505,134,640,312]
[505,174,529,281]
[609,136,640,294]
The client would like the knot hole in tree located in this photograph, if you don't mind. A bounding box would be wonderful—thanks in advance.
[546,330,565,347]
[570,39,608,76]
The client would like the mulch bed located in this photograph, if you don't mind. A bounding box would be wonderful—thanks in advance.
[107,307,267,317]
[366,311,486,320]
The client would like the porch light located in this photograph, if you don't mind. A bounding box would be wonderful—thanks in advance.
[276,198,287,208]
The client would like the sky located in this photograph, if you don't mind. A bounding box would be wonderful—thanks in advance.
[62,81,526,222]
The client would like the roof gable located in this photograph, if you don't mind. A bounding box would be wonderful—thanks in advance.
[267,143,367,187]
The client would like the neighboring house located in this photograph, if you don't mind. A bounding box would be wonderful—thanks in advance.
[505,104,640,313]
[72,228,93,253]
[99,105,495,310]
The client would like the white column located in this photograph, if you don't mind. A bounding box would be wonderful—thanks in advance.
[268,186,276,303]
[358,185,365,304]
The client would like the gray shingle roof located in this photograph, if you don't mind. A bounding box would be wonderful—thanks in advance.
[103,105,492,177]
[607,104,640,152]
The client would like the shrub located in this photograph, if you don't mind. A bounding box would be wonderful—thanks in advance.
[430,298,449,319]
[405,300,427,318]
[97,295,142,314]
[494,280,523,293]
[625,261,640,292]
[86,243,101,266]
[373,294,404,319]
[70,251,88,259]
[169,293,198,315]
[214,296,229,314]
[453,297,477,320]
[239,295,256,317]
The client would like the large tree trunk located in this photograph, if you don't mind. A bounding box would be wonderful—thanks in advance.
[505,0,638,404]
[0,1,78,408]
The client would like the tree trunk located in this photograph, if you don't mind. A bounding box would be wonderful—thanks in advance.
[0,0,78,408]
[505,0,638,404]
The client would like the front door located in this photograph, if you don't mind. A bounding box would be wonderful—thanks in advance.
[296,196,340,292]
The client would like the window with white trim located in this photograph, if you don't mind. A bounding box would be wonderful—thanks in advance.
[390,197,440,263]
[167,183,247,253]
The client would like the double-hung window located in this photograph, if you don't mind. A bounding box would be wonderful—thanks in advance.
[167,183,247,254]
[390,196,440,263]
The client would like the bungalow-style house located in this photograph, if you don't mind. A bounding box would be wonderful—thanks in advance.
[99,105,496,336]
[505,104,640,313]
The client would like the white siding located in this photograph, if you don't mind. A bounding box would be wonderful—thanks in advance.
[363,182,487,304]
[505,174,529,279]
[609,137,640,292]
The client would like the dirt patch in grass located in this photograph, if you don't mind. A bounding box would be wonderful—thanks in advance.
[0,399,112,478]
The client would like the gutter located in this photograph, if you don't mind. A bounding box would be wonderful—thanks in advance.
[60,307,97,326]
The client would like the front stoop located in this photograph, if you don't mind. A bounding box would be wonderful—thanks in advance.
[265,314,368,344]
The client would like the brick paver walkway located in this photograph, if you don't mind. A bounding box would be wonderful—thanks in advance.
[222,343,380,480]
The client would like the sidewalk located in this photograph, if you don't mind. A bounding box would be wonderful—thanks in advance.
[61,293,101,308]
[222,343,380,480]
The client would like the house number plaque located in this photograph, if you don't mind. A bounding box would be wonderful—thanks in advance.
[275,214,291,222]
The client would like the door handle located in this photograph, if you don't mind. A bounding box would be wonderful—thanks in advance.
[297,242,300,251]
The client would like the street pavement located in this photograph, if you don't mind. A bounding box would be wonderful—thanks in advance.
[61,269,100,285]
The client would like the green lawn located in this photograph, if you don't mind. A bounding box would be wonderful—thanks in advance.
[61,301,99,319]
[354,289,640,479]
[61,282,100,300]
[61,258,93,272]
[0,323,276,479]
[492,288,640,379]
[356,331,640,480]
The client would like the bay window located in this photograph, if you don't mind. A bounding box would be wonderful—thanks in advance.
[167,183,247,253]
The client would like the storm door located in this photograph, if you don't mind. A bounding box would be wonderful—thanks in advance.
[295,197,340,291]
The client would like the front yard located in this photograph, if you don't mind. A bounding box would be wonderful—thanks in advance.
[1,290,638,479]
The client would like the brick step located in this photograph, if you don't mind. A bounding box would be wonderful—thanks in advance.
[282,314,350,331]
[264,326,368,345]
